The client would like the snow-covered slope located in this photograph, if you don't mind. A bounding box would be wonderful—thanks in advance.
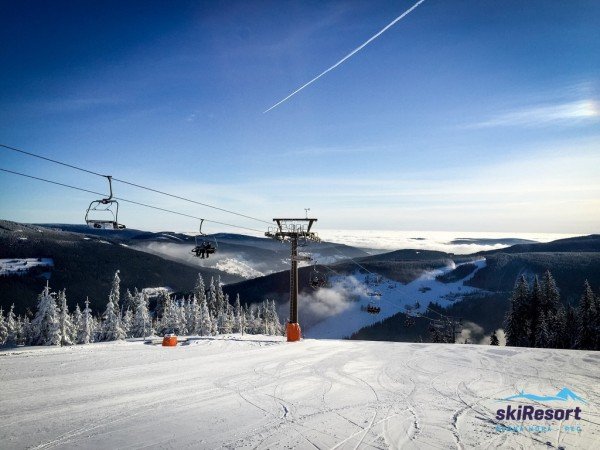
[1,336,598,449]
[304,259,486,339]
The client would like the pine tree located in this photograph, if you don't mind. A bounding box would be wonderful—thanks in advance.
[490,330,499,346]
[528,276,542,346]
[504,276,530,347]
[541,270,560,316]
[175,300,187,335]
[576,281,596,350]
[188,296,201,335]
[102,282,126,342]
[159,292,177,335]
[199,297,212,336]
[5,304,19,346]
[535,313,550,348]
[77,298,95,344]
[131,292,153,338]
[14,315,25,346]
[21,316,32,345]
[122,309,133,337]
[215,276,225,316]
[207,277,217,316]
[193,273,206,305]
[124,289,135,312]
[234,295,243,334]
[72,304,83,344]
[595,289,600,350]
[0,308,8,345]
[108,270,121,314]
[269,300,283,335]
[31,283,61,346]
[57,289,74,346]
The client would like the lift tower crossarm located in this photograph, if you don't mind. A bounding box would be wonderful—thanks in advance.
[265,218,320,342]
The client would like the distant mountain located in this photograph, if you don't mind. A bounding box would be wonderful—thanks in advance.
[0,221,239,314]
[350,235,600,342]
[39,224,373,279]
[479,234,600,254]
[449,237,537,246]
[466,252,600,300]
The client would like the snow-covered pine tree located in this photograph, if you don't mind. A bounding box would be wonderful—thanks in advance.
[92,316,102,342]
[207,277,217,317]
[72,304,82,344]
[0,307,8,345]
[215,276,225,316]
[131,292,152,338]
[576,281,596,350]
[108,270,121,315]
[211,314,219,336]
[57,289,74,346]
[175,300,187,335]
[269,300,282,335]
[77,298,95,344]
[102,284,126,342]
[261,300,271,335]
[5,304,19,346]
[504,276,530,347]
[490,330,499,346]
[124,289,135,312]
[187,296,201,335]
[247,306,258,334]
[199,296,212,336]
[218,302,233,334]
[21,315,32,345]
[233,294,243,334]
[158,292,183,335]
[194,273,206,305]
[122,309,133,337]
[14,315,25,346]
[183,298,192,334]
[31,283,61,346]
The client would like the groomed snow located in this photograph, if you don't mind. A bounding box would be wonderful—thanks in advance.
[0,258,54,276]
[305,259,486,339]
[1,336,598,449]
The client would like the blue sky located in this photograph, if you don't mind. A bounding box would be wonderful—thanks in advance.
[1,0,599,234]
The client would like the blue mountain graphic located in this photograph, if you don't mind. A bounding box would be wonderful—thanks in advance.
[502,387,587,404]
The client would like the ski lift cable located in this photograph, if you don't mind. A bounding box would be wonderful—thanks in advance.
[0,168,265,234]
[0,143,273,226]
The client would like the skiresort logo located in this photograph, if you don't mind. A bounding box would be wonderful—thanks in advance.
[501,387,587,404]
[494,387,587,434]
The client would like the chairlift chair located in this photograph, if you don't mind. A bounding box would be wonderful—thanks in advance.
[366,302,381,314]
[191,219,218,259]
[85,176,126,230]
[309,264,327,289]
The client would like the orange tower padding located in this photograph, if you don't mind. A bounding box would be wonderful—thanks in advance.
[162,335,178,346]
[286,322,302,342]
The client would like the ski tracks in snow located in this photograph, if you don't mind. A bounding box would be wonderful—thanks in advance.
[1,337,599,449]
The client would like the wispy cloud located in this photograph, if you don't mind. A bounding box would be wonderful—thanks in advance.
[468,99,599,128]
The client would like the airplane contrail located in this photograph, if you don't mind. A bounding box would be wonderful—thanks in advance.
[263,0,427,113]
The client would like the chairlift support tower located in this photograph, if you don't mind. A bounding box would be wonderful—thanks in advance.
[266,218,319,342]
